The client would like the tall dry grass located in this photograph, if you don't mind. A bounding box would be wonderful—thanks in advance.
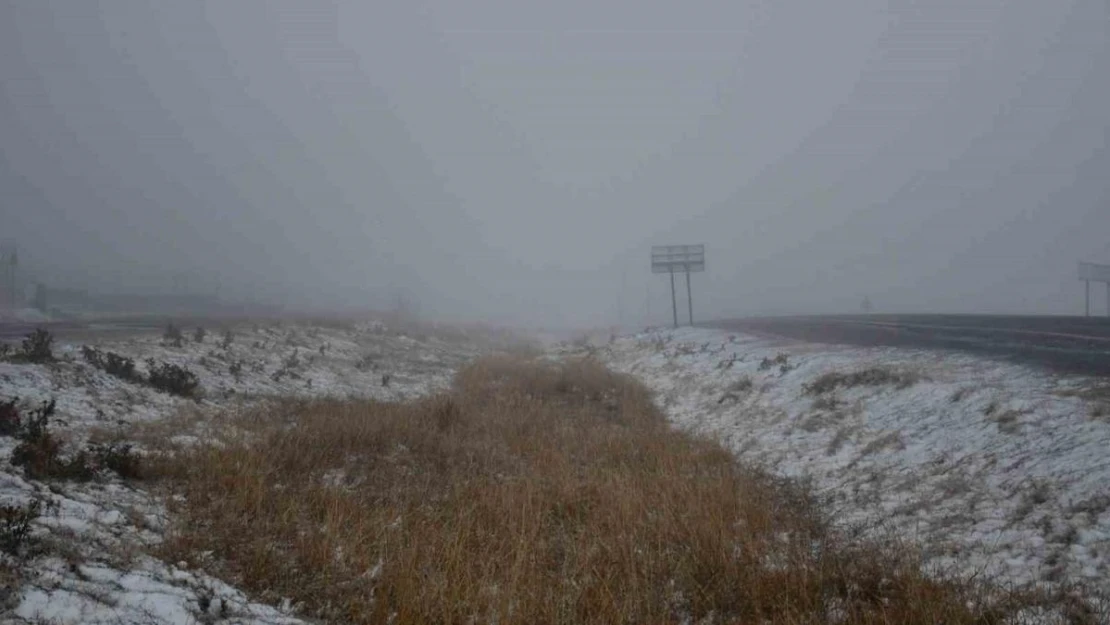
[155,356,1024,624]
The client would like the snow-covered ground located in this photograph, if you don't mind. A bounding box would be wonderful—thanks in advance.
[577,327,1110,595]
[0,320,491,624]
[9,318,1110,622]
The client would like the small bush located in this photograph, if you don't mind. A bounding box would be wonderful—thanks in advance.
[731,376,754,393]
[163,323,184,348]
[0,499,41,556]
[10,401,60,476]
[105,352,138,380]
[10,399,96,481]
[194,327,207,344]
[758,353,789,372]
[0,343,10,360]
[950,387,974,403]
[82,346,139,382]
[146,360,201,398]
[81,345,100,366]
[220,330,234,350]
[271,350,304,382]
[719,376,755,404]
[0,399,19,437]
[16,399,53,441]
[88,442,143,479]
[716,353,742,370]
[2,399,141,481]
[229,361,244,382]
[804,366,919,395]
[20,329,53,363]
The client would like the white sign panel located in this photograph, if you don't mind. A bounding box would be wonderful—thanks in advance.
[652,244,705,274]
[1079,262,1110,283]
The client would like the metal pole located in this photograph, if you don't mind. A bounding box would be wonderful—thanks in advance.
[686,266,693,326]
[618,269,626,329]
[670,270,678,329]
[1086,280,1091,317]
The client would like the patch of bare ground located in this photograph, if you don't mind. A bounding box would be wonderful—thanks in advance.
[152,356,1040,624]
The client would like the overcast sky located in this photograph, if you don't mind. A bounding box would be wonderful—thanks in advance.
[2,0,1108,326]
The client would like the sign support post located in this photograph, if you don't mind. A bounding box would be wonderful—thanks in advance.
[686,266,694,325]
[652,245,706,328]
[670,269,678,328]
[1079,262,1110,317]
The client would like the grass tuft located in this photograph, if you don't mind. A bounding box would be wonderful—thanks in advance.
[805,366,919,395]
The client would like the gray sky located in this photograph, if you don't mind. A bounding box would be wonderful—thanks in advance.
[2,0,1108,326]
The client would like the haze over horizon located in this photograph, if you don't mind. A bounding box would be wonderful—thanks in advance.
[2,0,1108,327]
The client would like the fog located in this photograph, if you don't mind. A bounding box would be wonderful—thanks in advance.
[2,0,1108,328]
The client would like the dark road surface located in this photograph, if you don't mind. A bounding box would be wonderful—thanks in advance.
[0,319,171,341]
[706,315,1110,377]
[0,316,246,343]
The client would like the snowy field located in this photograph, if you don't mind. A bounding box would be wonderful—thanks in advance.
[0,320,492,624]
[574,327,1110,596]
[7,319,1110,623]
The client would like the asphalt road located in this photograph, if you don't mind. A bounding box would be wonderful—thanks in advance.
[0,316,238,343]
[706,315,1110,377]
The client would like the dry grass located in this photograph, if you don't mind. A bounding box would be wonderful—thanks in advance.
[988,409,1027,435]
[804,367,920,396]
[154,356,1025,624]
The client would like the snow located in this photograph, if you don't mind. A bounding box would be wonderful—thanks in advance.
[14,557,307,625]
[0,320,491,624]
[582,327,1110,594]
[8,317,1109,621]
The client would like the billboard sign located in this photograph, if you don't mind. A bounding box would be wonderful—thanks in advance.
[1079,262,1110,283]
[651,244,705,274]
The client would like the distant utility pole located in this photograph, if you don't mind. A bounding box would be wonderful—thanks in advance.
[651,245,706,329]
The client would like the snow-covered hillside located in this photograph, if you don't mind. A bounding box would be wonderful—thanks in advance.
[582,328,1110,595]
[0,320,490,624]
